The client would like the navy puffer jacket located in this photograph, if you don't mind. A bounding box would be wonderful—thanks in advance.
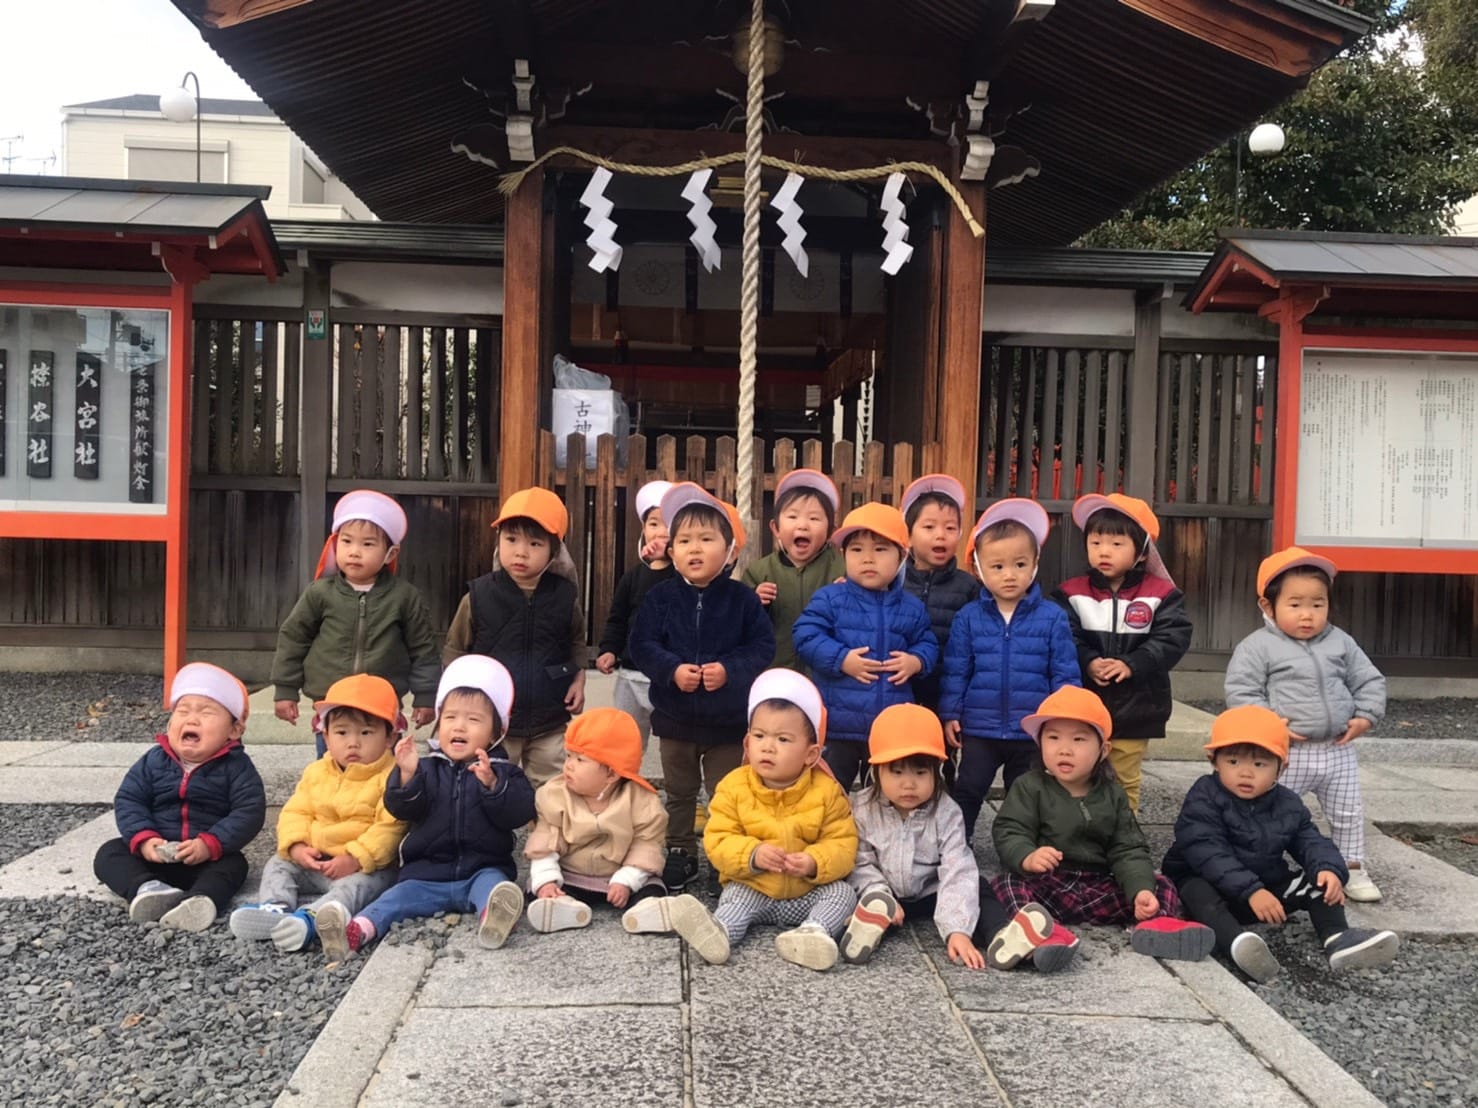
[938,584,1081,741]
[113,736,266,859]
[1162,773,1347,901]
[385,751,536,884]
[903,559,977,710]
[793,576,937,743]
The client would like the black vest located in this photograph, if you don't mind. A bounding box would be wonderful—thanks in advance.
[467,571,578,737]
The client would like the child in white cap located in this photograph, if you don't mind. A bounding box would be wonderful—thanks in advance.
[94,663,267,932]
[595,479,675,749]
[314,655,536,959]
[271,489,441,756]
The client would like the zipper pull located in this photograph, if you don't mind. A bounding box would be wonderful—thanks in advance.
[1079,800,1091,822]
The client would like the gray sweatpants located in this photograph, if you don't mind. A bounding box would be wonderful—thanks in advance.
[713,879,858,943]
[256,856,396,915]
[613,669,654,750]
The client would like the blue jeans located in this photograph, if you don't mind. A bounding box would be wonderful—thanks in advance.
[314,729,326,758]
[360,867,514,935]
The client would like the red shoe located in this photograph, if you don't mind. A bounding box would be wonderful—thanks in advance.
[1131,917,1214,962]
[985,902,1056,971]
[1030,923,1080,974]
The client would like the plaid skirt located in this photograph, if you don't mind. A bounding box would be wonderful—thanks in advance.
[992,868,1184,926]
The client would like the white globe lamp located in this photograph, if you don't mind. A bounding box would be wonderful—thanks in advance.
[159,85,198,123]
[1248,123,1286,157]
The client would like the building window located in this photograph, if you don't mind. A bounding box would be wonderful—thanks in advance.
[302,161,326,204]
[126,145,226,183]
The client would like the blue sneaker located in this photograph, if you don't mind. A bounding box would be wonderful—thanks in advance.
[270,907,318,953]
[228,901,290,941]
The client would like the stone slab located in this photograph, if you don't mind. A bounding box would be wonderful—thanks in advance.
[363,1003,685,1108]
[1357,738,1478,767]
[417,913,682,1008]
[1356,788,1478,825]
[9,742,317,774]
[1343,830,1478,937]
[0,811,117,900]
[689,927,1004,1107]
[0,766,125,804]
[0,741,67,766]
[1168,959,1385,1108]
[275,943,431,1108]
[967,1012,1306,1108]
[1361,764,1478,793]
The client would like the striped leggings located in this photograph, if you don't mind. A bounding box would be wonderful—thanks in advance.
[1282,740,1365,865]
[713,880,858,943]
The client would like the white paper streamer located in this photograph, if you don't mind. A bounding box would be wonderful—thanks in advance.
[879,172,913,275]
[682,168,721,273]
[769,171,808,278]
[578,165,622,273]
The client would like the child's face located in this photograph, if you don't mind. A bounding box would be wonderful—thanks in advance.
[166,694,243,762]
[744,703,820,789]
[1086,529,1142,586]
[670,518,730,587]
[878,759,936,813]
[562,750,618,799]
[500,526,554,585]
[324,712,394,767]
[1260,575,1330,641]
[336,520,395,586]
[1039,719,1105,791]
[641,509,670,561]
[909,502,962,569]
[1213,748,1281,801]
[843,533,902,591]
[436,691,499,762]
[772,493,830,567]
[974,531,1037,605]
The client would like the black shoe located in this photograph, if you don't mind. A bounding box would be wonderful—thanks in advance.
[1325,928,1399,972]
[663,849,699,891]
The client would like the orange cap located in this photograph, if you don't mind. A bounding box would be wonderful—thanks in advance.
[1020,686,1113,744]
[312,674,406,733]
[564,707,656,792]
[720,500,747,555]
[1256,546,1337,599]
[868,703,947,764]
[492,487,569,542]
[831,502,910,551]
[1205,704,1290,764]
[1071,493,1159,541]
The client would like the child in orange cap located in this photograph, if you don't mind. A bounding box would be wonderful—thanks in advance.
[1162,705,1398,981]
[523,707,670,933]
[1225,547,1387,902]
[271,489,441,755]
[230,674,408,952]
[94,663,266,933]
[793,502,937,790]
[991,686,1215,962]
[444,486,587,789]
[841,703,1077,973]
[1052,493,1193,814]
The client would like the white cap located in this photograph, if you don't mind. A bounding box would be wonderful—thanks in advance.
[970,498,1050,550]
[436,654,515,729]
[660,481,725,525]
[169,662,249,722]
[318,490,408,577]
[747,668,827,746]
[901,474,968,519]
[775,468,840,515]
[635,480,674,521]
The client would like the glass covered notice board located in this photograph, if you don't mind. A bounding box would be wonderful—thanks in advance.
[0,303,169,513]
[1295,348,1477,550]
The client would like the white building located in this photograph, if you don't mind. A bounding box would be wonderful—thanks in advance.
[1455,195,1478,236]
[61,94,374,221]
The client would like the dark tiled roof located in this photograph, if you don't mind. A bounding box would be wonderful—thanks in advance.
[64,94,276,118]
[1220,229,1478,283]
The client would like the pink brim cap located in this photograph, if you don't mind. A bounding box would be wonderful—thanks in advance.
[660,482,726,526]
[169,662,248,722]
[775,469,840,515]
[970,498,1050,549]
[1020,711,1108,744]
[901,474,967,519]
[635,480,674,521]
[436,654,515,728]
[1071,493,1174,587]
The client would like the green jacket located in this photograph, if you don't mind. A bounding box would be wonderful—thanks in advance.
[741,545,846,672]
[992,769,1155,899]
[271,571,440,708]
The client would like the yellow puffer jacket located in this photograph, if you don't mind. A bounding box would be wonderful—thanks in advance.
[276,750,407,874]
[704,765,858,899]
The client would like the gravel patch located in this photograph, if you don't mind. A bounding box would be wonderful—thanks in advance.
[1389,829,1478,880]
[1188,698,1478,741]
[5,672,168,743]
[0,803,111,868]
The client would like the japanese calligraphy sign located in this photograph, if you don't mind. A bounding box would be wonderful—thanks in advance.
[27,349,54,479]
[74,353,101,480]
[129,360,156,504]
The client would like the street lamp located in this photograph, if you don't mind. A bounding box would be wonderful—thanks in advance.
[159,71,202,183]
[1234,122,1285,227]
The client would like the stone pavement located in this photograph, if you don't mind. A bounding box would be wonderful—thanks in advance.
[2,678,1476,1107]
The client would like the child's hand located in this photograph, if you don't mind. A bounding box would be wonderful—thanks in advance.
[1021,846,1062,873]
[140,838,169,864]
[751,844,787,873]
[394,734,420,779]
[274,699,299,725]
[943,721,963,750]
[411,707,436,729]
[755,581,778,606]
[1092,659,1132,685]
[1317,870,1346,906]
[175,838,211,866]
[1336,718,1371,746]
[674,664,703,693]
[779,851,817,878]
[1133,890,1159,921]
[881,651,922,686]
[1288,729,1310,743]
[566,669,587,713]
[471,748,498,788]
[607,884,631,908]
[946,932,986,970]
[893,904,905,926]
[596,651,618,675]
[319,854,362,880]
[1248,888,1286,924]
[640,537,668,562]
[288,842,326,870]
[841,646,883,685]
[535,882,563,900]
[700,662,728,691]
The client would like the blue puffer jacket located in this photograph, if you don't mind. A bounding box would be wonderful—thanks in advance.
[903,558,978,711]
[938,584,1081,741]
[1162,773,1347,901]
[793,576,937,743]
[113,736,267,859]
[385,751,536,884]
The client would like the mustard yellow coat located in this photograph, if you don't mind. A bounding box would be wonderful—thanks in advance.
[703,765,858,899]
[276,750,407,874]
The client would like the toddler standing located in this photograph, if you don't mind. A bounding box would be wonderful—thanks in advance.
[899,474,978,713]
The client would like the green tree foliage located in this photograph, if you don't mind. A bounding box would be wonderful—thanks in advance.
[1079,0,1478,250]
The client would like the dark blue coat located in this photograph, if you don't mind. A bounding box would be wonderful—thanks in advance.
[792,576,937,744]
[385,751,536,884]
[113,736,266,859]
[1162,773,1347,902]
[628,574,776,743]
[903,558,978,711]
[938,584,1081,741]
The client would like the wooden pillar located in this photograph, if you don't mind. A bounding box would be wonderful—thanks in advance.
[298,262,332,585]
[937,179,985,511]
[1124,286,1167,500]
[499,172,548,497]
[164,277,195,685]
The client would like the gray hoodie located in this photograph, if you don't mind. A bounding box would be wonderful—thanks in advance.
[1224,619,1386,742]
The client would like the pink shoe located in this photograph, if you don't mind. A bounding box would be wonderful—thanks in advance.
[1131,917,1214,961]
[1030,923,1080,974]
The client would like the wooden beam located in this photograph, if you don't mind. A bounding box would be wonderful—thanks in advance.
[200,0,316,29]
[1124,288,1167,499]
[1117,0,1355,77]
[938,178,986,513]
[499,172,546,497]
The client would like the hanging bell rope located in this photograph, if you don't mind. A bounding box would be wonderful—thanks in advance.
[734,0,766,556]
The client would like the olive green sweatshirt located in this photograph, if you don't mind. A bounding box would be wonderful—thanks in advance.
[740,545,846,672]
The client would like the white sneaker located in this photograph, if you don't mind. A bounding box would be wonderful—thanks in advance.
[160,895,217,933]
[128,880,185,923]
[1230,931,1282,983]
[525,894,592,934]
[1344,869,1382,903]
[775,922,839,972]
[477,881,524,949]
[622,895,730,965]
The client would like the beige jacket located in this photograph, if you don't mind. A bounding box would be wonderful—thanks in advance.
[525,777,667,890]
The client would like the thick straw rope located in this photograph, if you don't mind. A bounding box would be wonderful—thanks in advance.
[735,0,765,554]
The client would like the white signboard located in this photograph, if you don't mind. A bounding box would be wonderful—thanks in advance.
[551,388,627,467]
[1296,349,1478,548]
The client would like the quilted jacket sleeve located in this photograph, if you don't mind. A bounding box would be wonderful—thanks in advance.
[1224,633,1272,709]
[1340,631,1387,725]
[901,596,938,677]
[275,767,319,857]
[938,607,976,723]
[803,782,859,885]
[792,588,851,678]
[344,796,409,873]
[1288,800,1349,885]
[1171,778,1266,901]
[199,755,267,858]
[271,584,325,702]
[703,778,764,883]
[114,752,163,852]
[1048,606,1084,691]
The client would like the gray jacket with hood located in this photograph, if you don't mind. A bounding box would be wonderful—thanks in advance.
[1224,619,1386,742]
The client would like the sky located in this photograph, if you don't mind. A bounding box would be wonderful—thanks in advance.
[0,1,257,174]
